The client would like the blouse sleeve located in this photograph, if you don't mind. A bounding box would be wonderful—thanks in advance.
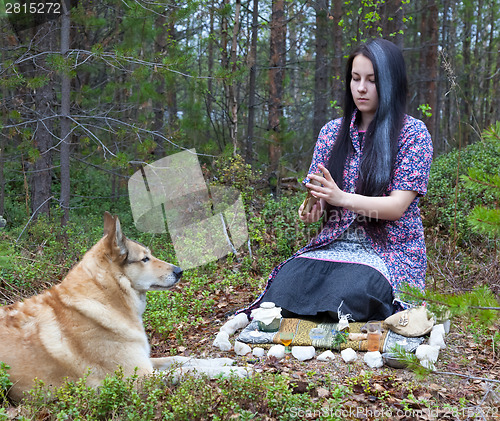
[302,119,342,186]
[389,117,433,196]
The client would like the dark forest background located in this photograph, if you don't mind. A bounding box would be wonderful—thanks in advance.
[0,0,498,225]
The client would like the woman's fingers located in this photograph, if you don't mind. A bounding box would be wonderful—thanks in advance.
[317,164,333,182]
[299,199,323,223]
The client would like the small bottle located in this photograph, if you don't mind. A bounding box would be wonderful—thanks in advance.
[366,321,382,352]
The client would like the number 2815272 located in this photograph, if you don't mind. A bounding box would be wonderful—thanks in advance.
[5,2,62,14]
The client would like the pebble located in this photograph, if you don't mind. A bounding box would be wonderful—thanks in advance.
[420,359,436,371]
[415,344,440,364]
[428,324,446,349]
[364,351,383,368]
[252,347,265,358]
[213,331,232,351]
[234,341,252,356]
[317,350,335,361]
[267,345,285,360]
[442,319,451,334]
[291,346,315,361]
[341,348,357,363]
[220,313,250,335]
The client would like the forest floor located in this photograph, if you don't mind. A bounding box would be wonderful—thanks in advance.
[150,282,500,420]
[1,202,499,419]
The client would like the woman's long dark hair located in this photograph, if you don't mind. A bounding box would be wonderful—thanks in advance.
[326,39,408,241]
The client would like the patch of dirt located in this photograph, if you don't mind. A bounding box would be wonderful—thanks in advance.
[150,282,500,420]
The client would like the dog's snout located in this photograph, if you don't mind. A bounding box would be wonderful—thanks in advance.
[173,266,183,279]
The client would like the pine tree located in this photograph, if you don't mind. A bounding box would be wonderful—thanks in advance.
[462,122,500,238]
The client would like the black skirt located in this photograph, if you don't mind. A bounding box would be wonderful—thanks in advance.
[260,256,394,322]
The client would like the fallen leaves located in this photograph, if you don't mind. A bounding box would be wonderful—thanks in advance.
[146,282,500,420]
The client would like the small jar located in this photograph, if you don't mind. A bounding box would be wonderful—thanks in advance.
[258,318,281,332]
[252,302,282,332]
[366,321,382,352]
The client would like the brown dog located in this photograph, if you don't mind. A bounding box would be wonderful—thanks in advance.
[1,212,249,401]
[0,212,186,400]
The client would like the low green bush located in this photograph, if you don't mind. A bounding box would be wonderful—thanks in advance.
[10,368,349,420]
[422,122,500,243]
[21,368,164,420]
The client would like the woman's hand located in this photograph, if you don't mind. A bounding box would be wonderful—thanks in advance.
[298,197,324,223]
[305,163,418,221]
[305,164,346,208]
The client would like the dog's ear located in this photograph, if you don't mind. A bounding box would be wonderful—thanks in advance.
[114,216,128,257]
[103,211,115,237]
[103,212,128,258]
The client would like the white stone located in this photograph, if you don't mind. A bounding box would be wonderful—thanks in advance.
[252,347,265,358]
[213,331,232,351]
[291,346,315,361]
[415,344,440,364]
[428,324,446,349]
[442,319,451,334]
[220,313,250,335]
[364,351,383,368]
[234,341,252,356]
[251,302,282,325]
[267,345,285,360]
[420,359,436,371]
[341,348,357,363]
[317,350,335,361]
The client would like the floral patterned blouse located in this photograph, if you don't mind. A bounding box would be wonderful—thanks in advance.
[241,111,433,314]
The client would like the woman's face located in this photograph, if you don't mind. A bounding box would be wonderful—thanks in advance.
[350,54,379,125]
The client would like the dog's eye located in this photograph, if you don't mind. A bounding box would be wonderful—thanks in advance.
[142,257,150,263]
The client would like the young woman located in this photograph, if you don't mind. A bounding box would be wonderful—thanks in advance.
[241,39,433,322]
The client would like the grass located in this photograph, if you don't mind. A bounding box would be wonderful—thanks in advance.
[1,207,498,419]
[0,147,499,419]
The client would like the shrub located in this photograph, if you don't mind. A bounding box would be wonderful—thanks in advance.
[21,368,166,420]
[260,193,322,261]
[461,122,500,239]
[422,121,500,243]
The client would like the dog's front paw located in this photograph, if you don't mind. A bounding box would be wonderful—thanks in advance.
[219,366,252,378]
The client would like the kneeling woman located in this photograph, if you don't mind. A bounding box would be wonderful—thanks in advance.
[241,39,433,322]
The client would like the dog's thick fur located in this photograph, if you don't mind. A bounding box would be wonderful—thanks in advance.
[0,212,243,401]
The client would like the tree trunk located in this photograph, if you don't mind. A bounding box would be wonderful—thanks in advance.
[220,0,230,147]
[487,4,499,126]
[434,0,450,152]
[473,0,483,128]
[0,32,6,216]
[422,0,438,139]
[268,0,286,196]
[153,12,166,157]
[0,137,4,217]
[461,1,473,144]
[492,35,500,126]
[229,0,241,155]
[312,0,329,142]
[17,22,57,218]
[330,0,342,120]
[207,6,215,120]
[383,0,403,48]
[443,0,457,150]
[60,2,71,226]
[166,18,178,129]
[246,0,259,165]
